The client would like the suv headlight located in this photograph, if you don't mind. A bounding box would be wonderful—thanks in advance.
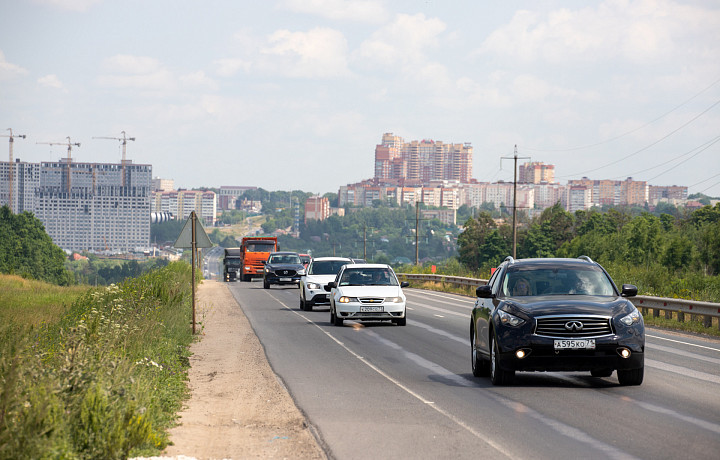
[298,269,306,276]
[306,282,320,290]
[498,309,525,327]
[619,307,642,326]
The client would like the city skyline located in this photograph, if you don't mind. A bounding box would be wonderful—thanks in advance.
[1,1,719,196]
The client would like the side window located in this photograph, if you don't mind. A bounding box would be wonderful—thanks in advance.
[488,266,504,296]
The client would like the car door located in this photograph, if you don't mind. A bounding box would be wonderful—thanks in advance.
[474,265,503,355]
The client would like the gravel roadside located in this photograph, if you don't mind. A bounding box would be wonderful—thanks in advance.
[136,279,326,460]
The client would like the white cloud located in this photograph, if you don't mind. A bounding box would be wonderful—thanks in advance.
[37,74,68,92]
[214,58,251,77]
[97,55,176,91]
[357,13,446,67]
[280,0,388,23]
[179,71,218,91]
[478,0,720,64]
[260,27,350,78]
[0,51,28,80]
[33,0,101,12]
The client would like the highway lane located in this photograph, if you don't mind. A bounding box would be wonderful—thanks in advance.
[226,281,720,460]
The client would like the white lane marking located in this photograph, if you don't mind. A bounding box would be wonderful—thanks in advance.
[648,343,720,365]
[364,328,637,460]
[647,334,720,352]
[646,359,720,385]
[433,314,445,318]
[622,396,720,435]
[263,292,516,459]
[406,300,468,318]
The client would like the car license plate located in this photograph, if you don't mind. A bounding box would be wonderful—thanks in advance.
[360,306,383,312]
[554,339,595,350]
[280,277,292,282]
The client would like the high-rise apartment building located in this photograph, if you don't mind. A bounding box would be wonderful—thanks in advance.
[0,159,40,214]
[151,190,217,226]
[304,195,330,223]
[374,133,472,184]
[519,162,555,184]
[31,160,152,252]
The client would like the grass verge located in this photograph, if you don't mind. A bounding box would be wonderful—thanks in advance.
[0,261,195,459]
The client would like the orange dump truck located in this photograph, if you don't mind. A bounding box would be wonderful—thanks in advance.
[239,236,278,281]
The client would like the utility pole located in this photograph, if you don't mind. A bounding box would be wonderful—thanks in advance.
[93,131,135,186]
[2,129,26,213]
[410,202,430,265]
[37,137,80,194]
[500,145,530,258]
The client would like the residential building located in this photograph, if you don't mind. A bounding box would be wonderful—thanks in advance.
[33,160,152,252]
[152,177,174,191]
[305,196,330,223]
[218,185,257,210]
[649,185,688,205]
[152,190,217,226]
[0,159,40,213]
[519,162,555,184]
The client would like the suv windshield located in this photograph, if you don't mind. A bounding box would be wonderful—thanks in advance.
[501,266,615,297]
[309,260,350,275]
[269,254,301,264]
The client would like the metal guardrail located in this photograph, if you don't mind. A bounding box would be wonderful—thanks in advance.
[398,273,720,330]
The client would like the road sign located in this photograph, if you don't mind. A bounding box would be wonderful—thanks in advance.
[174,212,213,248]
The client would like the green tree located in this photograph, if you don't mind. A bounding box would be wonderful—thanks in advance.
[0,206,74,285]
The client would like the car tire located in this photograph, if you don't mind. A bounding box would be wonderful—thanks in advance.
[300,297,306,310]
[305,299,313,311]
[471,327,490,377]
[332,307,343,326]
[617,366,644,386]
[393,316,406,326]
[263,278,269,289]
[591,368,613,378]
[490,333,514,386]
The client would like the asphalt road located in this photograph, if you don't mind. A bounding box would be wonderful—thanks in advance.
[223,280,720,460]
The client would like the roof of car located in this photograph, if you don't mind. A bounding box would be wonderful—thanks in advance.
[503,257,600,267]
[269,251,299,256]
[343,263,391,269]
[311,257,353,261]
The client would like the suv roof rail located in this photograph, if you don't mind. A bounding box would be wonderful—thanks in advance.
[504,256,515,264]
[577,255,594,263]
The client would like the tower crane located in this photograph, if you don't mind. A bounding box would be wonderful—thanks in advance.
[37,137,80,194]
[92,131,135,186]
[1,129,26,214]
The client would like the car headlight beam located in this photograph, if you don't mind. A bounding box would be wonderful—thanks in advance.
[306,282,320,290]
[385,296,403,303]
[339,296,358,303]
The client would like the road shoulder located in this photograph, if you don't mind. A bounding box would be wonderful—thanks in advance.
[162,280,325,459]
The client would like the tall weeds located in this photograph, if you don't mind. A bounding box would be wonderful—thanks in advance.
[0,261,194,459]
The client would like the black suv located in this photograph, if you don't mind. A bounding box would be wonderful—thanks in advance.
[471,256,644,386]
[263,252,306,289]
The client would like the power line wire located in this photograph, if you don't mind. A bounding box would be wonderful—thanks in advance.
[557,97,720,179]
[646,136,720,182]
[689,172,720,188]
[610,134,720,180]
[521,75,720,153]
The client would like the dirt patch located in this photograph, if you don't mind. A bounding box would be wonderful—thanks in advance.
[159,280,325,459]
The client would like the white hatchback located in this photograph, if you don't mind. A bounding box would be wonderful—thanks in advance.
[325,264,409,326]
[299,257,353,311]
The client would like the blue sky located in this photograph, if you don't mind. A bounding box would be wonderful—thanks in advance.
[1,0,719,197]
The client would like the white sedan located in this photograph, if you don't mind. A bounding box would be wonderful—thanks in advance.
[299,257,353,311]
[325,264,409,326]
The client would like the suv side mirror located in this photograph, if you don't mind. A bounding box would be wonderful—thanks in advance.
[621,284,638,297]
[476,284,493,298]
[400,281,409,288]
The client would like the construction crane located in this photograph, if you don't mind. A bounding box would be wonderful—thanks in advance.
[37,137,80,194]
[1,129,26,213]
[92,131,135,186]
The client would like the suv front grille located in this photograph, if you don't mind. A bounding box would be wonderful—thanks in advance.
[535,315,613,338]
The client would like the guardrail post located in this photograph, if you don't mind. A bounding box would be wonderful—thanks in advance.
[677,311,684,323]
